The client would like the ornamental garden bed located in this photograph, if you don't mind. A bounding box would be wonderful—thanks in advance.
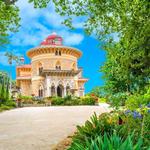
[16,95,97,107]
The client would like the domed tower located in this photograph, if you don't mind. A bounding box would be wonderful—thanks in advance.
[16,33,88,97]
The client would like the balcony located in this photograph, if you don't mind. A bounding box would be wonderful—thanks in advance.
[39,69,81,76]
[16,75,31,80]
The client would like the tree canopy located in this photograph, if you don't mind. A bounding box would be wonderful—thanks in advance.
[0,0,20,46]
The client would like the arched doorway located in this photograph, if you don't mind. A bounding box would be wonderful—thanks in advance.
[57,85,64,97]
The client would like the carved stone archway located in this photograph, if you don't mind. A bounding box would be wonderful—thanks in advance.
[57,84,64,97]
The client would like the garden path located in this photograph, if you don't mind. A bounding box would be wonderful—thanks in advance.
[0,105,110,150]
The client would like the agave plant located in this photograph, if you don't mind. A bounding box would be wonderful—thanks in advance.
[69,132,143,150]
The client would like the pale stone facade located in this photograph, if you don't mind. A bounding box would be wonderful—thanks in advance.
[16,33,88,97]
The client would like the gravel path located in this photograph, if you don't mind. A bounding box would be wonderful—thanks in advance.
[0,105,110,150]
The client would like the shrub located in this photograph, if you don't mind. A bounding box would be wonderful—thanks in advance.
[18,95,34,104]
[69,112,116,147]
[109,92,128,108]
[98,98,107,103]
[37,100,46,104]
[80,96,95,105]
[65,98,80,106]
[51,97,66,105]
[4,100,16,107]
[50,96,95,106]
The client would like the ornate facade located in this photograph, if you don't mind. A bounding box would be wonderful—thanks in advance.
[16,33,88,97]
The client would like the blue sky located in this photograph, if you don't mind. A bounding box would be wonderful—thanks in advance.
[0,0,106,93]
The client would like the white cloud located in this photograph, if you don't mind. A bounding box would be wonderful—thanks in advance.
[10,0,84,47]
[59,30,84,45]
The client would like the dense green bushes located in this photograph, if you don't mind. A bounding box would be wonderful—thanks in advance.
[50,95,95,106]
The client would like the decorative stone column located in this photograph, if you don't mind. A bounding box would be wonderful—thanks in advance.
[45,76,50,97]
[49,86,51,97]
[55,86,57,96]
[64,86,66,97]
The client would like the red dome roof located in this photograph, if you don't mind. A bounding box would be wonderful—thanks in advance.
[40,32,63,46]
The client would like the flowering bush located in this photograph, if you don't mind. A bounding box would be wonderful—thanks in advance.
[69,108,150,149]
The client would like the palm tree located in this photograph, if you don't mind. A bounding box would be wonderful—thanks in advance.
[5,51,19,91]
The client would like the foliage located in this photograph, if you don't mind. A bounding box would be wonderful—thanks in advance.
[37,100,46,104]
[0,0,20,46]
[90,86,103,98]
[98,98,107,103]
[4,100,16,107]
[51,97,66,105]
[108,92,129,108]
[69,132,143,150]
[125,88,150,110]
[0,104,12,112]
[18,95,34,104]
[79,96,95,105]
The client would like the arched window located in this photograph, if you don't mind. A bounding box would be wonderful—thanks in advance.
[59,51,61,56]
[55,50,58,55]
[56,61,61,70]
[38,62,43,75]
[55,50,61,56]
[51,84,55,96]
[38,85,44,97]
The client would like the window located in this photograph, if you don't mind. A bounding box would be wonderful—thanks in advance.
[55,50,58,55]
[55,50,61,56]
[59,51,61,56]
[72,63,76,70]
[56,61,61,70]
[39,67,43,74]
[56,66,61,70]
[38,62,43,75]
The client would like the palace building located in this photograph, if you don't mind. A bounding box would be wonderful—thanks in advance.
[16,33,88,97]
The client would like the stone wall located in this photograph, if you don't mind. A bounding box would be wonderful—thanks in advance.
[31,54,77,76]
[31,77,45,96]
[20,80,31,96]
